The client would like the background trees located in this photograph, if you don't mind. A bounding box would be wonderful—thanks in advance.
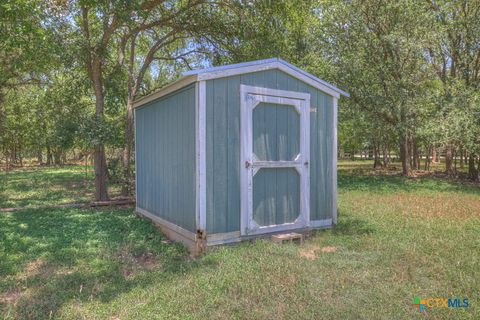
[1,0,479,199]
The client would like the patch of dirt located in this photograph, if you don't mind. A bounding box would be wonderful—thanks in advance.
[299,245,320,260]
[0,288,22,305]
[133,252,157,270]
[299,245,337,260]
[321,246,337,253]
[15,259,76,286]
[25,259,46,275]
[21,258,56,280]
[117,248,159,278]
[24,259,57,279]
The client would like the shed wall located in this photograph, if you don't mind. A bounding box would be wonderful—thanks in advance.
[205,69,335,234]
[135,84,196,232]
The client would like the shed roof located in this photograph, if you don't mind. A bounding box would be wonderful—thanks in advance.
[134,58,349,108]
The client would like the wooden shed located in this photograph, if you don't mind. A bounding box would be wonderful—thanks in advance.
[134,58,349,253]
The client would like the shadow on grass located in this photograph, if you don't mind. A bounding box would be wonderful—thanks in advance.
[0,207,201,319]
[332,209,375,236]
[0,166,123,208]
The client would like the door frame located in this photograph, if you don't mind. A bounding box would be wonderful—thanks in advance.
[240,84,310,236]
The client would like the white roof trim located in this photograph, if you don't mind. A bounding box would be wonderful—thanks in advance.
[133,75,197,108]
[184,58,349,98]
[134,58,349,108]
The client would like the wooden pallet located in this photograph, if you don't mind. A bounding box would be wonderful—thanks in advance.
[271,232,304,244]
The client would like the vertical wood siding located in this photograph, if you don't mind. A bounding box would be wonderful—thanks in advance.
[253,167,300,226]
[135,85,196,232]
[206,69,335,234]
[253,103,300,161]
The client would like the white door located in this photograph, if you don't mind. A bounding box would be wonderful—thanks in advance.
[240,85,310,235]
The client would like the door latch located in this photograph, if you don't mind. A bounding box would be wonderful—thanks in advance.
[245,161,251,168]
[304,161,309,166]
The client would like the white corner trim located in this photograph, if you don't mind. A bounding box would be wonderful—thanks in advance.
[332,97,338,224]
[240,85,250,236]
[195,82,200,229]
[133,75,197,109]
[197,80,207,231]
[134,108,138,206]
[136,207,197,242]
[303,96,311,226]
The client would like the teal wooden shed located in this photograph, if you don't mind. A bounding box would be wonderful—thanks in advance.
[134,58,349,253]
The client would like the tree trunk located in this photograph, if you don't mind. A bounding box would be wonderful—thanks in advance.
[445,144,454,175]
[468,154,478,181]
[46,144,52,166]
[399,134,410,175]
[81,5,110,201]
[432,148,437,163]
[424,145,432,171]
[54,150,62,165]
[412,137,419,170]
[408,137,413,169]
[37,150,43,165]
[122,96,135,196]
[373,142,382,168]
[382,144,388,167]
[459,146,464,168]
[94,144,108,200]
[12,145,16,164]
[18,144,23,167]
[91,59,109,201]
[3,149,8,188]
[453,149,457,173]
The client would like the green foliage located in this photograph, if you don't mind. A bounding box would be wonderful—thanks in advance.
[0,162,479,319]
[1,0,479,184]
[0,0,59,85]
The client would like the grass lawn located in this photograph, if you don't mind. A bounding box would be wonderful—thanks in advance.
[0,161,479,319]
[0,165,121,209]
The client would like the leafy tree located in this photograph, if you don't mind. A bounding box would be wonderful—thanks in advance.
[316,0,436,175]
[117,0,220,195]
[426,0,480,178]
[0,0,61,166]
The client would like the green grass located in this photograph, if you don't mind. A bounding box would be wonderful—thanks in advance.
[0,165,121,208]
[1,161,479,319]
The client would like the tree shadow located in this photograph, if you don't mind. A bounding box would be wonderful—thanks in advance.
[0,166,122,208]
[0,207,208,319]
[333,217,375,236]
